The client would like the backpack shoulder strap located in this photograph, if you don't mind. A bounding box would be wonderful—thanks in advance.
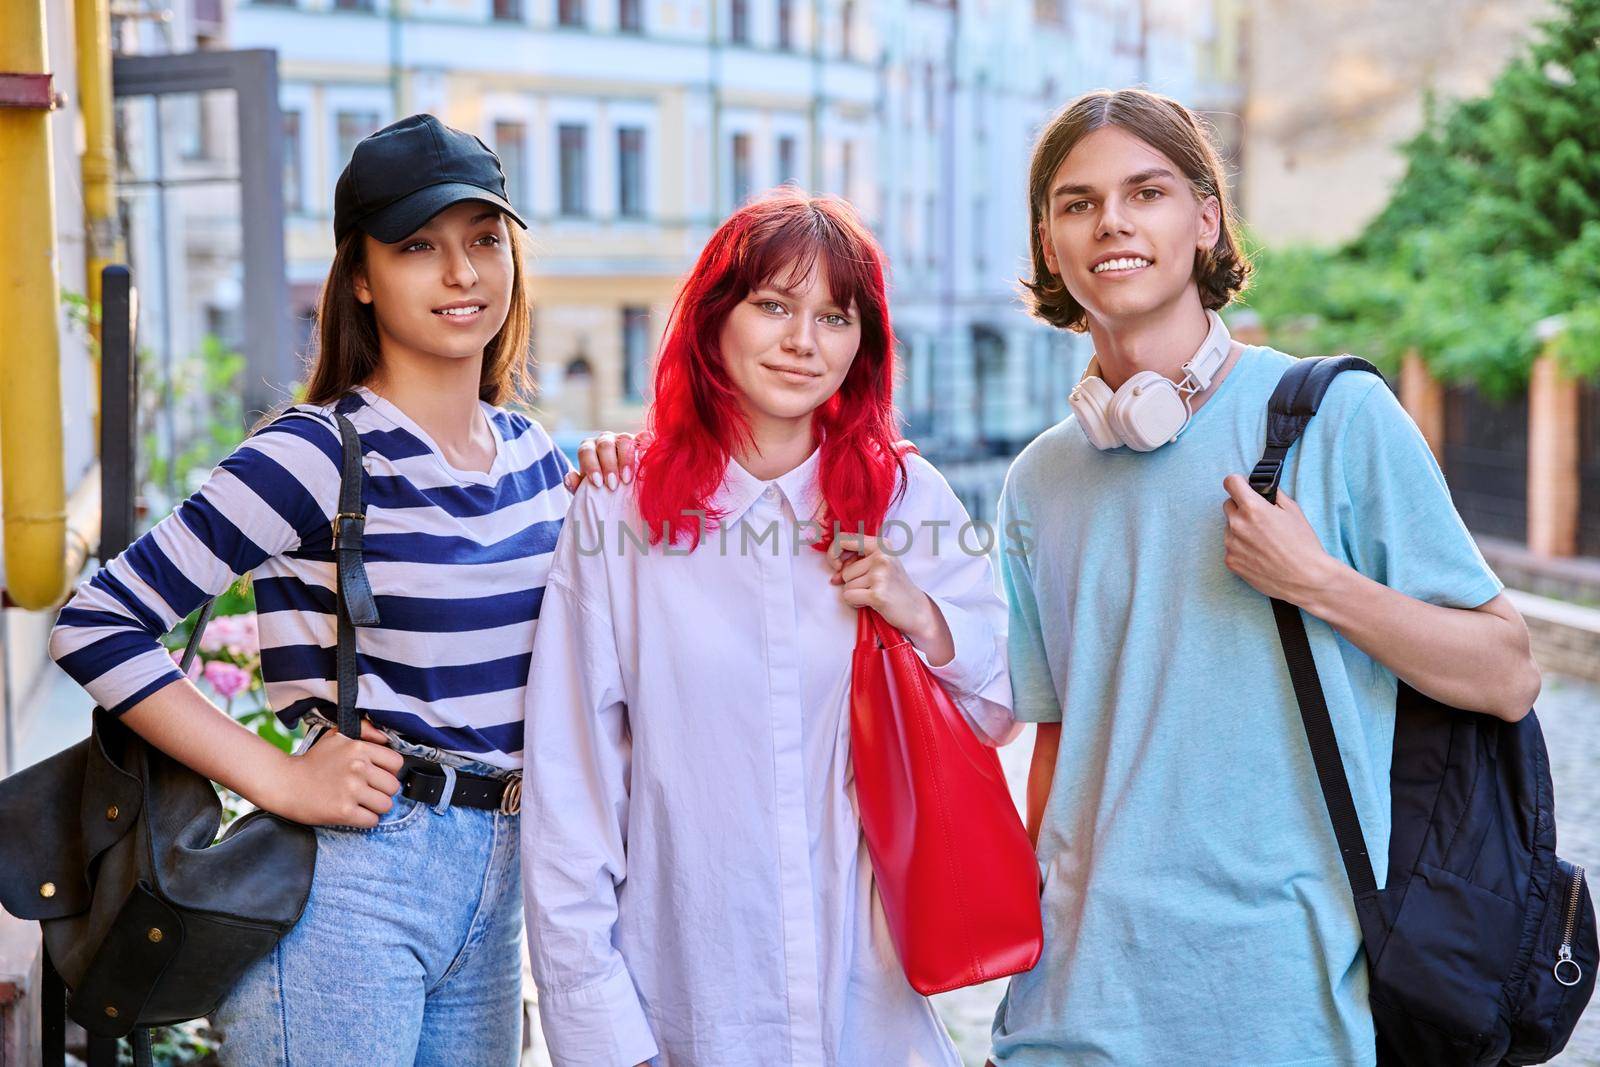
[1248,354,1382,501]
[1251,356,1388,939]
[332,413,379,739]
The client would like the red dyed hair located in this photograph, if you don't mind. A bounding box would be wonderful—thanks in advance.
[637,188,908,548]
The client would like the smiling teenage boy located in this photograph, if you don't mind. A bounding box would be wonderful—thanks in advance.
[987,89,1542,1066]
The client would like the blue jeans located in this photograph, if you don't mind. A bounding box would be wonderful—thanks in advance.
[214,724,523,1066]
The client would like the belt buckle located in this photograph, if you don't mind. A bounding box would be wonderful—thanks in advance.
[498,775,522,816]
[331,511,365,549]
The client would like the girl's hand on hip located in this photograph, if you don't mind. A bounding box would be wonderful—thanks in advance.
[265,718,406,829]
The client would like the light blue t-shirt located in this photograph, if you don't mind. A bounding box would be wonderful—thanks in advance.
[990,346,1504,1067]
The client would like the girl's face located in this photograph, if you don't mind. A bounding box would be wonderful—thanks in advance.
[354,201,514,364]
[718,260,862,432]
[1038,125,1220,329]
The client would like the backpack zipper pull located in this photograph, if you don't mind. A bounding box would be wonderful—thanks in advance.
[1554,865,1585,988]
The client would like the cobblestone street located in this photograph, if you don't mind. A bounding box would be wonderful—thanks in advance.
[521,673,1599,1067]
[933,672,1600,1066]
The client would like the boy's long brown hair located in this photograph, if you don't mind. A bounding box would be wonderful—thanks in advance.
[1021,88,1251,332]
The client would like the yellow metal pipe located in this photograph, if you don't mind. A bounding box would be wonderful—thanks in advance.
[77,0,118,440]
[0,0,70,610]
[64,463,102,589]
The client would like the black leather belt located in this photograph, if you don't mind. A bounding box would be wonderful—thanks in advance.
[399,756,521,814]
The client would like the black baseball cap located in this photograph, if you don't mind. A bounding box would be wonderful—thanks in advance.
[333,113,529,244]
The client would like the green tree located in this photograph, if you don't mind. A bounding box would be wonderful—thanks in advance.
[1241,0,1600,390]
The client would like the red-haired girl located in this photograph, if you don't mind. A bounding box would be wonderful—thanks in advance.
[521,188,1016,1066]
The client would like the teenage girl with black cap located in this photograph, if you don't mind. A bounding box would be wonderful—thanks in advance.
[49,114,570,1064]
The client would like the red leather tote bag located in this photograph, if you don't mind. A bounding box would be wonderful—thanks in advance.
[850,607,1043,995]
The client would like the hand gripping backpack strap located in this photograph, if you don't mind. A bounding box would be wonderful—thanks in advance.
[1249,356,1388,947]
[332,413,379,740]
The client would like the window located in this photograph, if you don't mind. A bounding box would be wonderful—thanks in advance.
[972,196,986,274]
[840,0,854,58]
[617,127,646,218]
[973,326,1005,443]
[558,124,588,216]
[622,306,650,401]
[900,338,918,414]
[492,0,523,20]
[333,0,372,10]
[1028,334,1052,418]
[925,193,937,268]
[776,134,797,186]
[776,0,793,49]
[558,0,585,27]
[841,140,854,200]
[176,92,220,161]
[193,0,223,34]
[731,132,752,207]
[618,0,642,31]
[924,62,937,129]
[974,72,988,142]
[282,110,303,214]
[493,121,527,212]
[913,337,933,418]
[901,336,933,427]
[730,0,749,43]
[336,109,380,169]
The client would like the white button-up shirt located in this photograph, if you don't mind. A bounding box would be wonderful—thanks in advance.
[522,447,1016,1067]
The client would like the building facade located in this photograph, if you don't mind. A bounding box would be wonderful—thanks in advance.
[215,0,1244,519]
[1,0,1245,789]
[879,0,1244,518]
[233,0,881,444]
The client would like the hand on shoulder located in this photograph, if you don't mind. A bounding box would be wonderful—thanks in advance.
[563,430,654,493]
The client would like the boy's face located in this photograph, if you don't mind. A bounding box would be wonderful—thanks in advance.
[1038,125,1220,329]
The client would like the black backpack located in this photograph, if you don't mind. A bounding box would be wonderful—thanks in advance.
[1250,356,1597,1065]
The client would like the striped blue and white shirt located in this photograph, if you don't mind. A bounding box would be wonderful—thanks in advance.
[49,386,573,770]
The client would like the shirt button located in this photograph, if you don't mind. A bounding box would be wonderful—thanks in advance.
[764,486,778,500]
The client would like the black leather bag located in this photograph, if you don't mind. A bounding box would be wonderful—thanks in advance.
[1251,357,1596,1065]
[0,411,378,1043]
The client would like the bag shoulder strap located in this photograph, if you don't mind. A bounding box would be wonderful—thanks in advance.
[332,412,379,739]
[177,413,376,740]
[175,599,216,676]
[1250,356,1386,913]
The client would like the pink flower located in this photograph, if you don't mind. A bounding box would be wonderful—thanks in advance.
[169,648,202,682]
[202,659,253,701]
[226,614,260,659]
[198,613,261,660]
[197,615,237,654]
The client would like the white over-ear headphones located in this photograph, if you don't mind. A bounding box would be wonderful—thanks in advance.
[1069,309,1233,452]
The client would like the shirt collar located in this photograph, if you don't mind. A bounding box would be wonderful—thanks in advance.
[709,446,826,526]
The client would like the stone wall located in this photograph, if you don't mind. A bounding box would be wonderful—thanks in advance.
[1507,590,1600,685]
